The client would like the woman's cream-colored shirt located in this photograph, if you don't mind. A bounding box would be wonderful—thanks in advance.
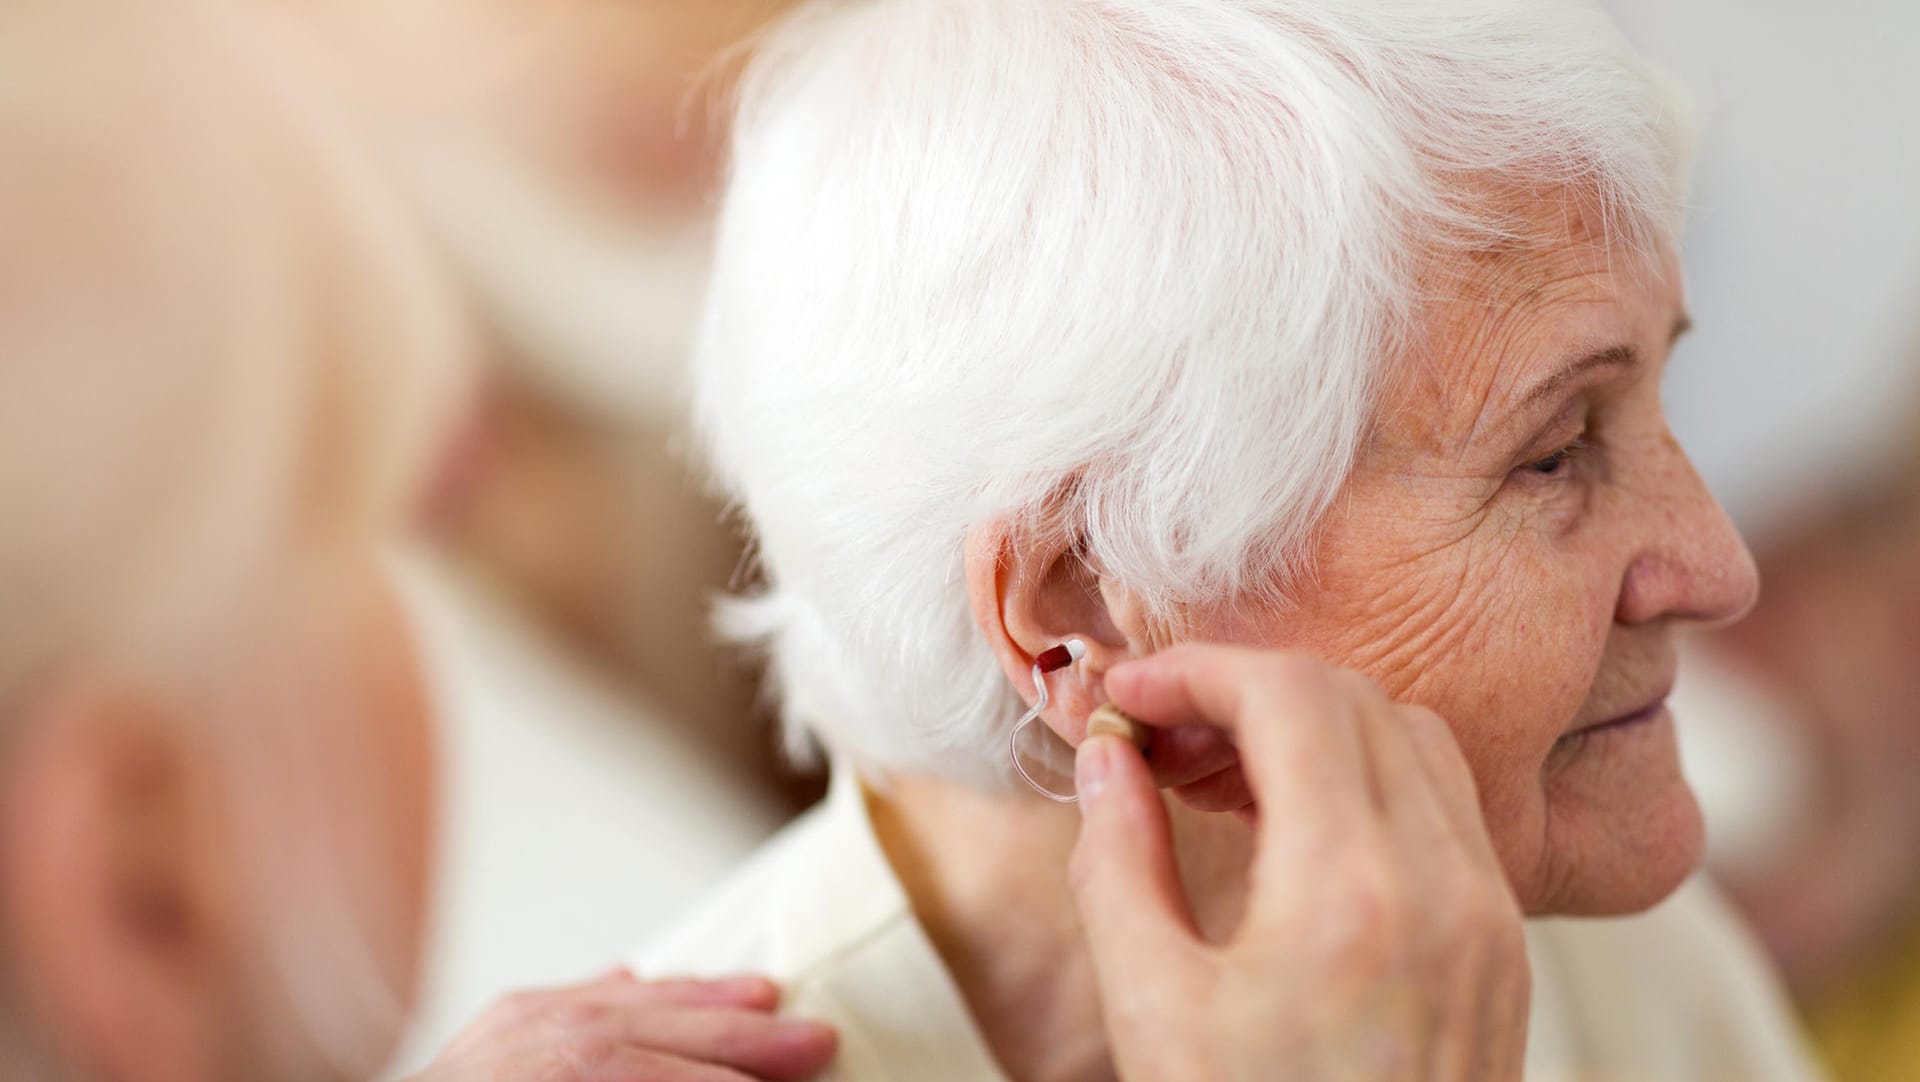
[637,770,1826,1082]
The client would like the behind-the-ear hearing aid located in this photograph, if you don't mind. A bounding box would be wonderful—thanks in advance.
[1009,640,1147,803]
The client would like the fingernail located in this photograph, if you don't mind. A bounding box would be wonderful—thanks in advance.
[1077,736,1115,801]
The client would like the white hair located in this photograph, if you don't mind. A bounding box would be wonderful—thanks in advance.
[695,0,1694,786]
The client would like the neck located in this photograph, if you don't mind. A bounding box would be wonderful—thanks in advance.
[866,773,1253,1082]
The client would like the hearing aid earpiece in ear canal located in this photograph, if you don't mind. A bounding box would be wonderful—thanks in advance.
[1009,641,1148,803]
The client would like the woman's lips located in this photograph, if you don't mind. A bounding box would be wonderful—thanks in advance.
[1569,693,1670,738]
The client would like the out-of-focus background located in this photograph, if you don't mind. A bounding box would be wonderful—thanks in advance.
[7,3,1917,1080]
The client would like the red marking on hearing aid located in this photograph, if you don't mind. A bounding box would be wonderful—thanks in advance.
[1035,645,1075,673]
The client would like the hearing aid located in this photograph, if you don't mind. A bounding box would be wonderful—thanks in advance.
[1009,640,1148,802]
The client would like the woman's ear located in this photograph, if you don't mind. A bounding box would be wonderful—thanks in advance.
[0,674,230,1082]
[964,518,1158,742]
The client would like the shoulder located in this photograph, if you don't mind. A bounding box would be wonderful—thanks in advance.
[633,776,915,986]
[629,778,1010,1082]
[1525,875,1825,1082]
[634,800,839,980]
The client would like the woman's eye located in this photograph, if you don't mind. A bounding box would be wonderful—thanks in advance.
[1522,438,1589,477]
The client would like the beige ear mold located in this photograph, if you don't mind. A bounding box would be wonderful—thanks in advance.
[1085,703,1147,748]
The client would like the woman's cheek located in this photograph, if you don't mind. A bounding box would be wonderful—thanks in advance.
[1440,537,1606,779]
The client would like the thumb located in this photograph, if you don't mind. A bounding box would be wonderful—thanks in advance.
[1070,734,1203,992]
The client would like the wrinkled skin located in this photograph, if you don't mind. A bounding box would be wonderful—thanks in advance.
[1158,198,1760,915]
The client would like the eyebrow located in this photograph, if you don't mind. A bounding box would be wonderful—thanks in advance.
[1515,314,1692,413]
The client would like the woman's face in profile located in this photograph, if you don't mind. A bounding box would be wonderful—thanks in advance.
[1200,197,1758,916]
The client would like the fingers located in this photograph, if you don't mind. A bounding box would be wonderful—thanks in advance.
[1107,646,1506,925]
[605,1008,838,1082]
[1138,723,1241,789]
[590,1047,762,1082]
[618,974,785,1012]
[1069,734,1205,993]
[1396,706,1505,876]
[1167,762,1253,813]
[429,974,836,1082]
[503,973,787,1029]
[1330,671,1454,839]
[1105,644,1374,833]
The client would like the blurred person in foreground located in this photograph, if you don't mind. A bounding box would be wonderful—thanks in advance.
[640,1,1824,1079]
[0,4,834,1080]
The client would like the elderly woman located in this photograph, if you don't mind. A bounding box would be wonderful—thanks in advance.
[0,5,836,1080]
[643,0,1827,1078]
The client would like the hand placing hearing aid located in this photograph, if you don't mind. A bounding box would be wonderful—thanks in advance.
[1009,639,1151,803]
[1084,703,1146,747]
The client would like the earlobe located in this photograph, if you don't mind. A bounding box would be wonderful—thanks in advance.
[0,677,222,1082]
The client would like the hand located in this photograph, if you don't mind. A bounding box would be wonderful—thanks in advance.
[1069,644,1530,1082]
[408,969,837,1082]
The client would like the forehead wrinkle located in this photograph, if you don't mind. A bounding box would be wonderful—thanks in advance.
[1379,186,1665,462]
[1516,343,1639,414]
[1394,253,1612,458]
[1457,256,1620,444]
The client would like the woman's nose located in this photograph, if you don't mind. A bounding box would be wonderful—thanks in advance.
[1616,431,1761,629]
